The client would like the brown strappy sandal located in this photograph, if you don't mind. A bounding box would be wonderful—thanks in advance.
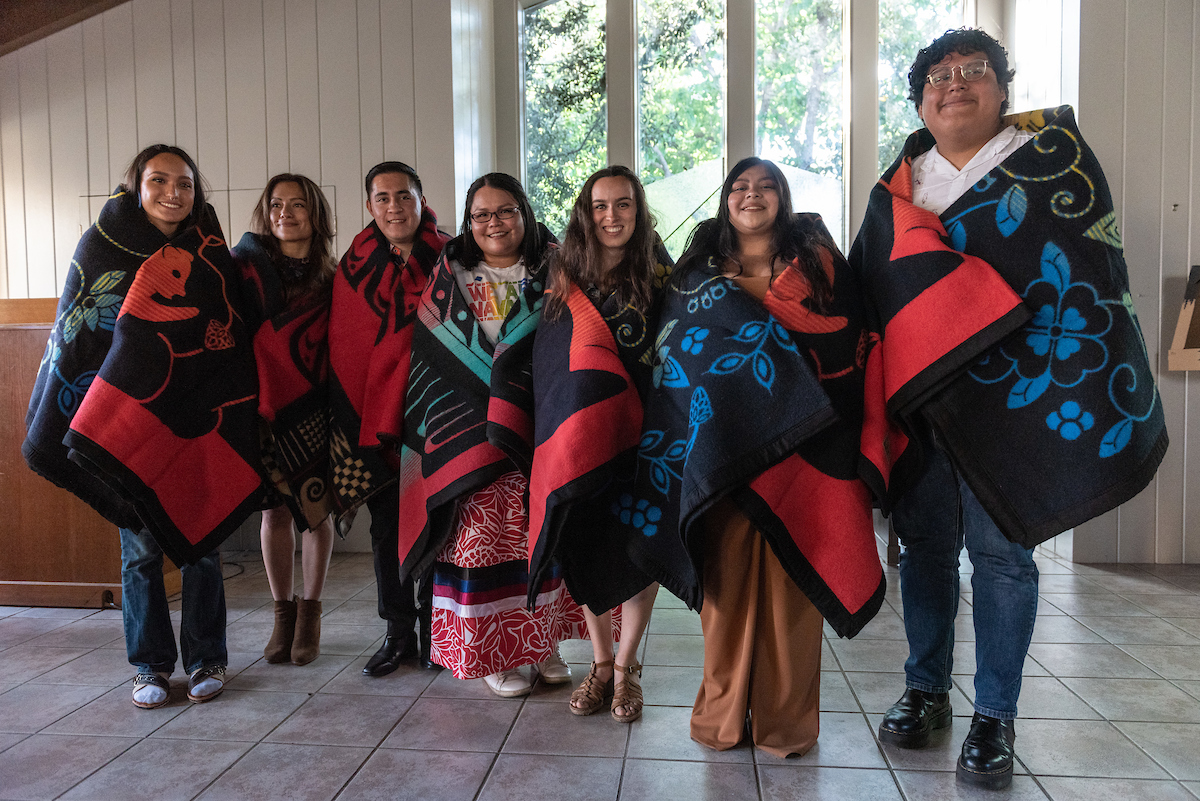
[611,661,643,723]
[569,659,614,716]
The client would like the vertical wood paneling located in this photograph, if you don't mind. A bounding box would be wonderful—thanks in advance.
[411,1,454,226]
[133,0,177,145]
[317,0,362,251]
[1154,0,1193,563]
[284,0,320,179]
[0,148,7,299]
[357,0,384,179]
[46,26,89,293]
[224,0,268,192]
[103,5,138,190]
[380,0,416,169]
[1117,0,1165,563]
[0,55,28,298]
[193,0,231,235]
[18,44,56,298]
[170,0,199,156]
[82,16,110,196]
[261,0,290,177]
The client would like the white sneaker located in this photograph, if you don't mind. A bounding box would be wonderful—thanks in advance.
[538,647,572,684]
[483,668,532,697]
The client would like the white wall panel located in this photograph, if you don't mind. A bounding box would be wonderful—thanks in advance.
[357,0,385,179]
[82,16,111,196]
[379,0,417,173]
[18,44,57,299]
[170,0,199,156]
[1,54,28,299]
[103,4,139,191]
[261,0,290,176]
[411,1,455,227]
[193,0,229,202]
[133,0,177,145]
[284,0,321,180]
[316,0,362,252]
[46,27,89,290]
[224,0,268,194]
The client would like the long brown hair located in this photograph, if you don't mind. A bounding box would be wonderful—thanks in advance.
[249,173,336,302]
[545,166,658,320]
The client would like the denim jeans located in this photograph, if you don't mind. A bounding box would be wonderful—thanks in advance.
[891,441,1039,720]
[119,527,227,675]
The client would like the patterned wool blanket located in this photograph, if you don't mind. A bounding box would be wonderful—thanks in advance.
[396,229,555,581]
[232,232,334,531]
[526,250,673,615]
[24,189,172,531]
[626,215,885,638]
[852,106,1167,547]
[34,194,264,564]
[327,210,449,529]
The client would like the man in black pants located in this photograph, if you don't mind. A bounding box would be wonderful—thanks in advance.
[328,161,450,676]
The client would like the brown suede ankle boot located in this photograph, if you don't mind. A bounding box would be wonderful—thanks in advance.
[264,596,297,663]
[291,598,322,665]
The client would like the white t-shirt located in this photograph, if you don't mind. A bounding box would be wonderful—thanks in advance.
[452,257,532,344]
[911,125,1035,215]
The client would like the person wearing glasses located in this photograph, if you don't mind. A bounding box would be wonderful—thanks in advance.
[850,28,1165,790]
[397,174,588,698]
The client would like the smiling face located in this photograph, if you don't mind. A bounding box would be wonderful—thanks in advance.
[268,181,313,250]
[366,172,424,249]
[470,185,526,267]
[918,50,1007,154]
[139,153,195,237]
[590,176,637,266]
[726,163,780,239]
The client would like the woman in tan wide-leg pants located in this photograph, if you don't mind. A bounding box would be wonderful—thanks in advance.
[690,498,824,757]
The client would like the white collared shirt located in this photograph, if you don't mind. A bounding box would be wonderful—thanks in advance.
[911,125,1035,215]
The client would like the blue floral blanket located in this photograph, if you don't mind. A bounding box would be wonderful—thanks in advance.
[852,106,1167,547]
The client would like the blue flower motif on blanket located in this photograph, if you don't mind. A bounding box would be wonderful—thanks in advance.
[707,320,798,393]
[59,264,127,344]
[638,387,713,496]
[970,242,1111,408]
[613,493,663,537]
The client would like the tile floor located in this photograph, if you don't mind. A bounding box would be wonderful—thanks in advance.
[1,545,1199,800]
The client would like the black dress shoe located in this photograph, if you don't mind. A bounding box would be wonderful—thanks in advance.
[957,713,1016,790]
[363,624,417,677]
[878,688,952,748]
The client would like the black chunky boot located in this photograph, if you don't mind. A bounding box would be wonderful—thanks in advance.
[878,688,953,749]
[956,713,1016,790]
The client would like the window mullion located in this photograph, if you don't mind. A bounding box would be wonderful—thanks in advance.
[607,0,637,168]
[727,0,756,165]
[848,0,879,243]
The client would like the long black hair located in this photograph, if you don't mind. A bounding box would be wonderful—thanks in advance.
[453,172,550,271]
[545,165,658,320]
[119,144,209,232]
[675,156,833,310]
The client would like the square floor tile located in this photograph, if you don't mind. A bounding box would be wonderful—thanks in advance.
[893,771,1049,799]
[1061,678,1200,723]
[225,653,353,693]
[759,765,903,800]
[618,758,758,800]
[1025,643,1158,678]
[318,657,441,696]
[43,684,191,736]
[28,646,138,687]
[0,645,93,684]
[55,739,248,800]
[848,609,909,641]
[26,620,125,649]
[420,668,532,700]
[0,683,109,733]
[1000,677,1101,721]
[1118,645,1200,680]
[502,698,628,757]
[0,618,71,649]
[264,692,413,747]
[828,638,909,673]
[1036,777,1195,801]
[316,600,378,626]
[756,712,886,769]
[820,670,859,713]
[1077,617,1200,645]
[194,742,371,801]
[151,689,309,741]
[1015,719,1170,779]
[308,624,385,656]
[1115,722,1200,780]
[381,697,519,752]
[339,748,494,801]
[0,733,136,799]
[1031,615,1106,643]
[641,634,705,667]
[625,704,752,763]
[478,753,622,801]
[845,671,972,716]
[1118,595,1200,618]
[634,665,701,708]
[647,607,703,635]
[1039,593,1153,617]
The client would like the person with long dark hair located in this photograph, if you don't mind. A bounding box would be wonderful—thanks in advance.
[529,165,672,722]
[396,173,590,697]
[232,173,337,666]
[25,144,230,708]
[629,156,884,755]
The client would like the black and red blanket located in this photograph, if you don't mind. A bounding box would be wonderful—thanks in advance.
[851,106,1167,547]
[327,210,449,527]
[396,231,554,580]
[526,249,673,614]
[232,232,334,531]
[53,203,263,564]
[24,189,168,531]
[626,215,885,638]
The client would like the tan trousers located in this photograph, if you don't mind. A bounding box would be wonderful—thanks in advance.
[690,499,823,758]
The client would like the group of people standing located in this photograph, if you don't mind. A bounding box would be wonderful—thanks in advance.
[24,28,1166,792]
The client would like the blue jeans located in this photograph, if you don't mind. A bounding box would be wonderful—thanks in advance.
[892,440,1039,720]
[119,527,227,675]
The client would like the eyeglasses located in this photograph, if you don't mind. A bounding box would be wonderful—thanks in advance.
[469,207,519,224]
[926,59,989,88]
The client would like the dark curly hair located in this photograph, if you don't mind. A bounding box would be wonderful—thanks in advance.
[545,165,658,320]
[675,156,832,311]
[907,27,1015,116]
